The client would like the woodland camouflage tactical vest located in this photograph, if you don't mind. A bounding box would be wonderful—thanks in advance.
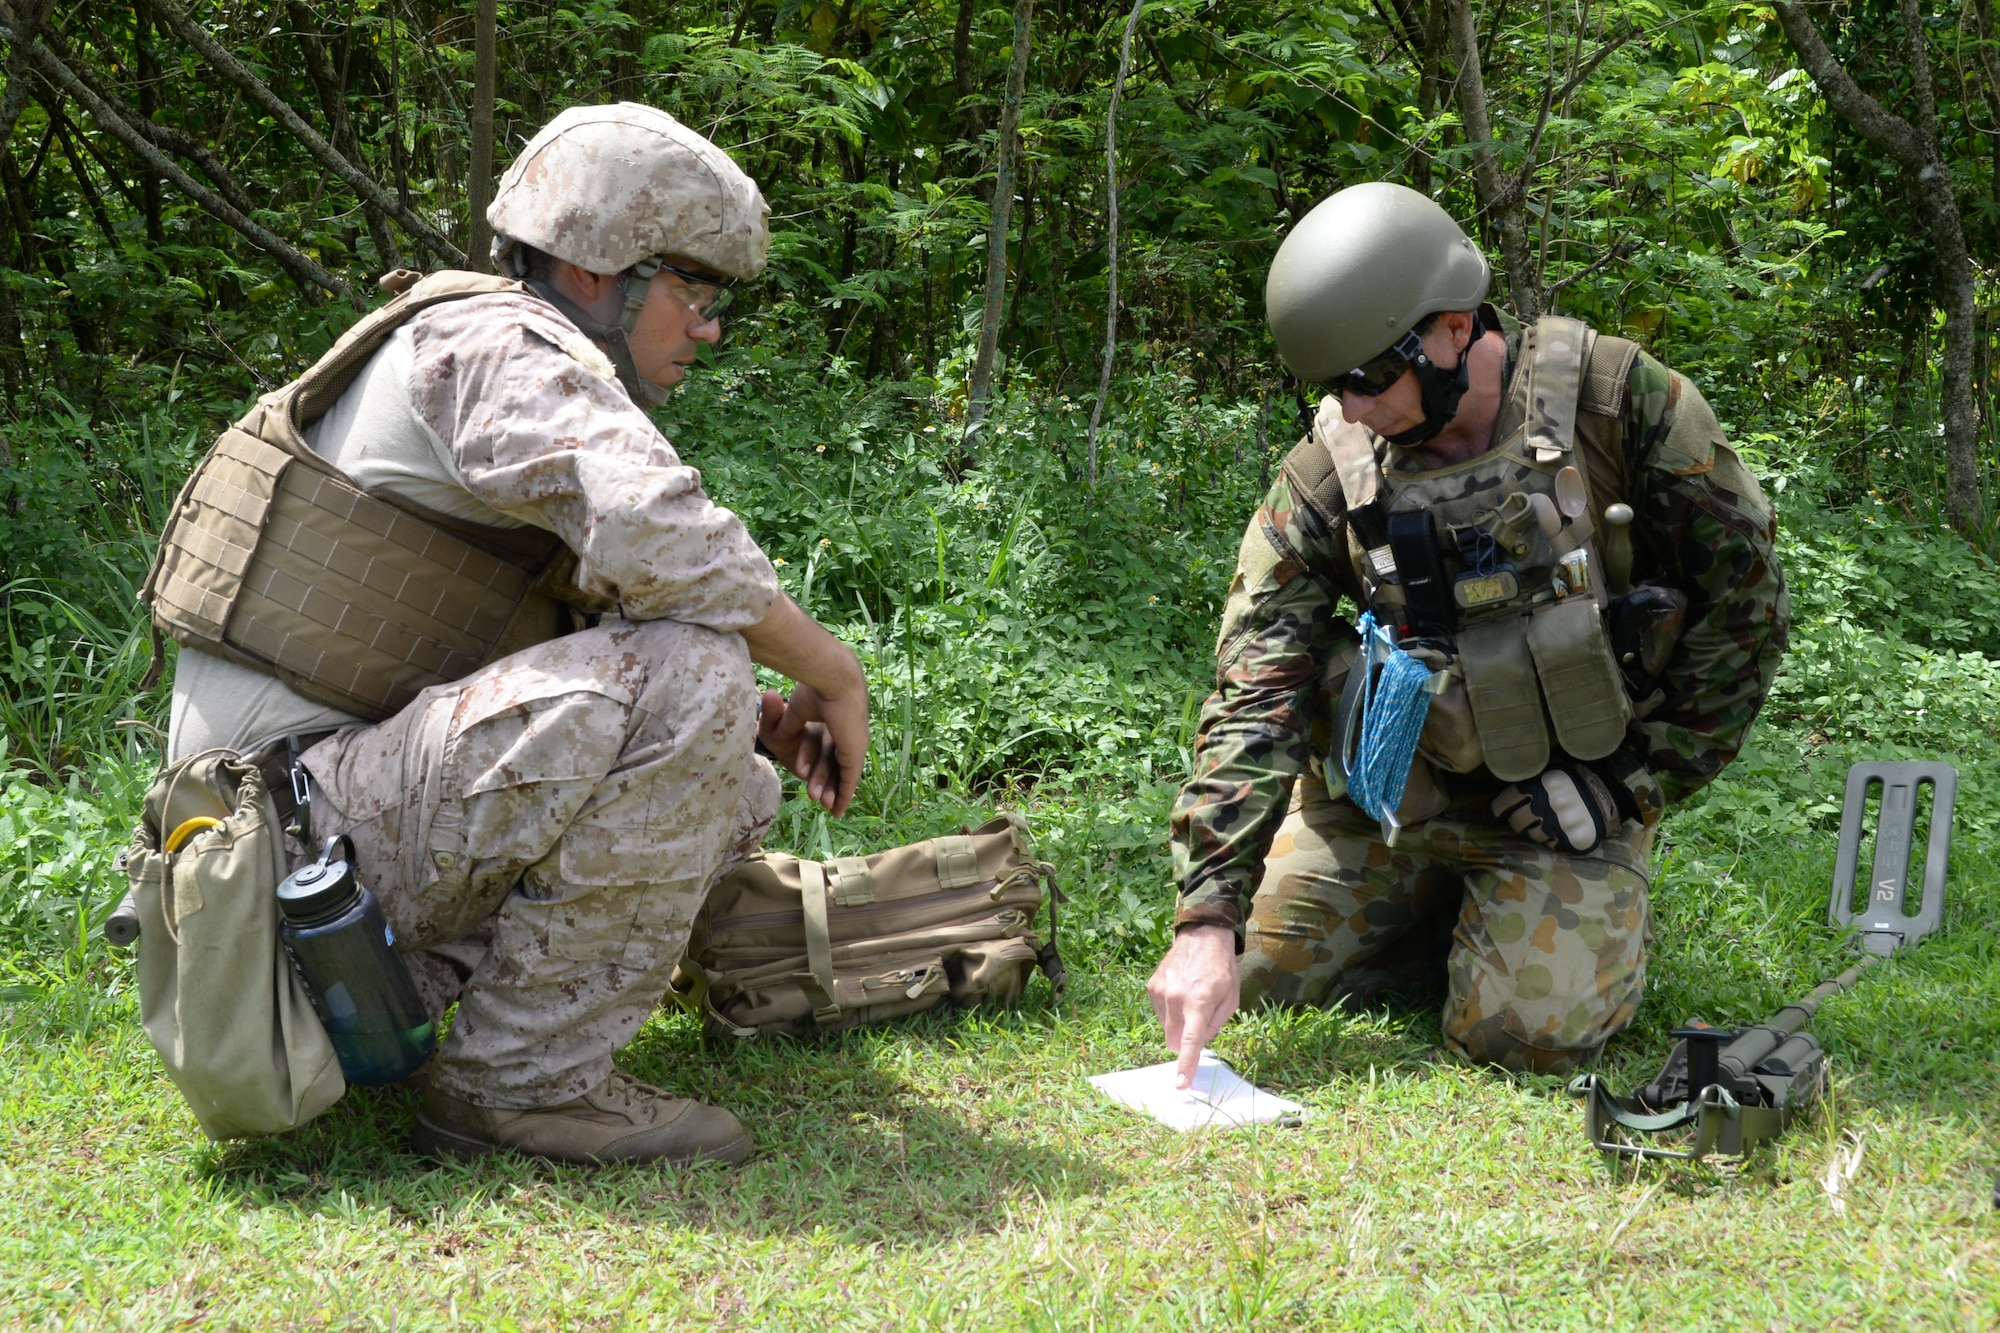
[142,271,607,722]
[1285,316,1645,783]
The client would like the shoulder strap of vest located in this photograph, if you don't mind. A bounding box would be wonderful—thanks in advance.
[1573,327,1642,524]
[241,270,524,467]
[1522,316,1588,463]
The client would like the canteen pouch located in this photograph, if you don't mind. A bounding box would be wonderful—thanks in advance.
[1525,596,1633,761]
[668,813,1063,1039]
[122,750,346,1140]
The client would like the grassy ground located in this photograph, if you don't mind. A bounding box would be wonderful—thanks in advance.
[5,377,1999,1327]
[2,746,1996,1331]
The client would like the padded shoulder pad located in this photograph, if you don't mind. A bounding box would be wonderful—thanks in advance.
[1655,373,1724,477]
[406,269,521,304]
[1579,332,1641,417]
[1282,432,1336,501]
[1280,421,1347,530]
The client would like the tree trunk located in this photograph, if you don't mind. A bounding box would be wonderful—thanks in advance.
[954,0,984,148]
[465,0,498,271]
[1086,0,1142,490]
[0,0,51,147]
[3,4,349,297]
[134,3,165,245]
[1412,0,1447,195]
[964,0,1033,449]
[1773,0,1981,530]
[1445,0,1537,319]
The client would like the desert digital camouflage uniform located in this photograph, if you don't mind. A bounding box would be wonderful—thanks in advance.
[1171,322,1788,1073]
[288,287,783,1108]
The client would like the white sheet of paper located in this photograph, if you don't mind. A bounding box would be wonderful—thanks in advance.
[1088,1051,1304,1130]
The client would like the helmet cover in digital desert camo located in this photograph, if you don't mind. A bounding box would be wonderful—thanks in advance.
[488,102,769,280]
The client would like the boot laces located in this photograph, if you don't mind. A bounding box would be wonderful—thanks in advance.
[604,1071,660,1123]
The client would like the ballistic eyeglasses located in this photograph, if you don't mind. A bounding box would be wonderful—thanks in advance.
[631,257,738,321]
[1338,320,1435,399]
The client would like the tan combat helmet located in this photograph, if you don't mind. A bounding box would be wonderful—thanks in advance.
[487,103,768,404]
[488,101,769,280]
[1264,181,1489,383]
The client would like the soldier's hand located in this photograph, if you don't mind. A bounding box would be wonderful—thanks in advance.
[758,689,833,788]
[740,594,871,816]
[759,682,869,816]
[1490,763,1623,853]
[1147,923,1240,1090]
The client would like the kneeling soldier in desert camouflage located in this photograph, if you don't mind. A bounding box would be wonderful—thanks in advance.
[148,104,868,1164]
[1148,183,1788,1085]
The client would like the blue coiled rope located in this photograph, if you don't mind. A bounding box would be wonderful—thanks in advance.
[1345,612,1438,823]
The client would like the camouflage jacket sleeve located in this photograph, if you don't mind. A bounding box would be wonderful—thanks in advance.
[1169,471,1359,938]
[408,291,781,632]
[1621,352,1789,804]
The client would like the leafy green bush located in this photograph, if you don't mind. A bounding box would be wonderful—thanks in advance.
[0,746,144,993]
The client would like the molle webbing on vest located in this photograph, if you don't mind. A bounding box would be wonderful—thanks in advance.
[143,270,584,722]
[1278,325,1644,556]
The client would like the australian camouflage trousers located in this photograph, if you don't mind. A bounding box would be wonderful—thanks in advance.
[300,618,779,1109]
[1241,772,1654,1074]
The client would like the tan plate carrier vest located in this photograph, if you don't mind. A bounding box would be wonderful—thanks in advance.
[142,271,607,722]
[1283,316,1644,783]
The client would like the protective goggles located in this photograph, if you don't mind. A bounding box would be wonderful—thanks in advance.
[631,257,738,320]
[1338,325,1429,398]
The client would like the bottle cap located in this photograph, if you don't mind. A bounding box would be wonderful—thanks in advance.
[277,837,362,925]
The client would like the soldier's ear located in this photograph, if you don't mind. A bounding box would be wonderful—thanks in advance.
[1443,309,1477,352]
[550,260,622,306]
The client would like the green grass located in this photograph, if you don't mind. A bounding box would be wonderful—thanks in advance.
[6,376,2000,1327]
[2,763,1996,1331]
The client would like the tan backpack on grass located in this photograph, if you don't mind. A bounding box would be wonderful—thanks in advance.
[668,813,1066,1038]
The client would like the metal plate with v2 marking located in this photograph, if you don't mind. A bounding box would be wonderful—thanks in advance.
[1828,760,1955,957]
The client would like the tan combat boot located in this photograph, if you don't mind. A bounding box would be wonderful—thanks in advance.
[412,1070,755,1166]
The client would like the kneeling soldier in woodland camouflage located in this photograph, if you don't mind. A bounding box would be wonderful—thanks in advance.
[146,104,869,1164]
[1148,183,1788,1084]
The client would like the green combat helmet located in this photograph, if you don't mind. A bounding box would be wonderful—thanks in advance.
[1266,182,1491,445]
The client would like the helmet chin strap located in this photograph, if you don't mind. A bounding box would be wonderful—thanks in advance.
[1381,310,1483,449]
[526,274,672,409]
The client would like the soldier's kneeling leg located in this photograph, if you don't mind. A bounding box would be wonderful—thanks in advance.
[304,618,779,1112]
[1441,828,1653,1075]
[1239,780,1459,1011]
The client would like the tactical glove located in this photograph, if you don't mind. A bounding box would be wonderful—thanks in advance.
[1491,762,1631,854]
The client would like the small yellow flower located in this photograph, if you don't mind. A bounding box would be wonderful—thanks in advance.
[923,425,937,433]
[1148,595,1158,604]
[773,557,788,566]
[816,444,826,453]
[820,537,832,547]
